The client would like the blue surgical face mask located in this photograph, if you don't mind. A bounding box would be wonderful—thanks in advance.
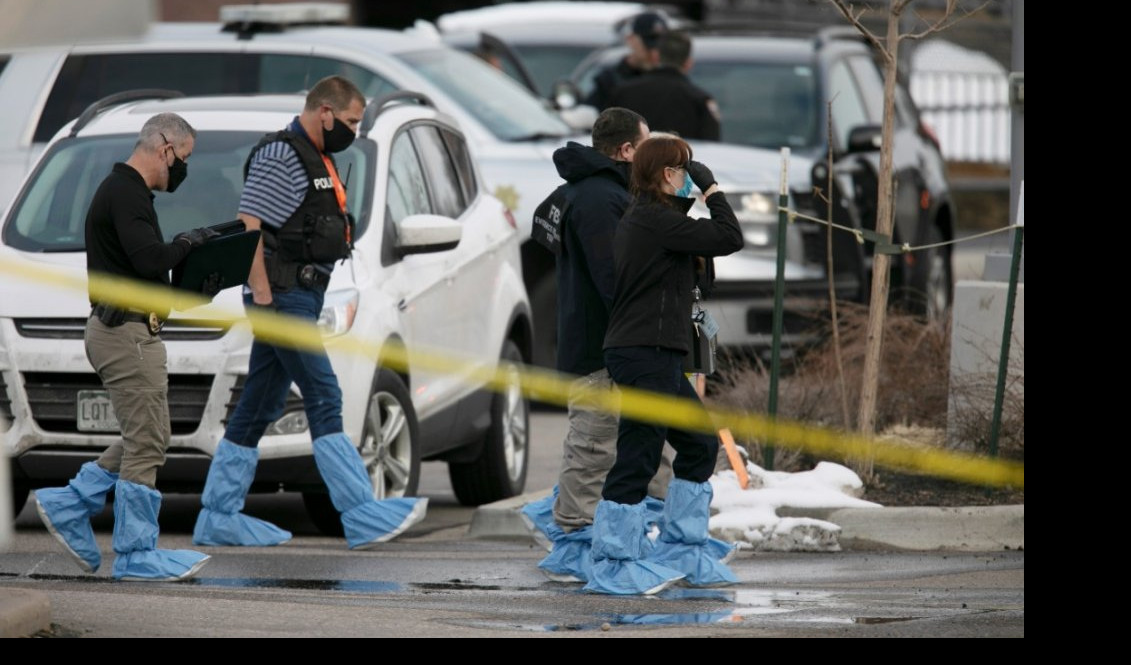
[675,171,693,198]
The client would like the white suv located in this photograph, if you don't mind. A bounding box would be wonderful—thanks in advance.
[0,91,533,534]
[0,7,573,368]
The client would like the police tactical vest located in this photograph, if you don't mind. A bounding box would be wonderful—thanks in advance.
[244,130,353,289]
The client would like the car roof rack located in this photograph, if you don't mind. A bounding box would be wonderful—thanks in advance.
[359,90,435,138]
[219,2,348,40]
[69,89,185,137]
[691,20,827,39]
[814,25,869,49]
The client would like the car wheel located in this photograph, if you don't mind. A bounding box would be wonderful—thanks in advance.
[448,339,529,506]
[303,368,421,537]
[906,222,953,322]
[10,476,29,520]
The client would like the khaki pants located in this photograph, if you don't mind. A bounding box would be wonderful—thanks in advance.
[85,317,170,488]
[552,368,674,532]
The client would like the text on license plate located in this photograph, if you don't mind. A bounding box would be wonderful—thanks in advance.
[77,390,120,432]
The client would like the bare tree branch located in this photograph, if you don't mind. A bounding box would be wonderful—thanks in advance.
[903,0,992,42]
[827,0,891,62]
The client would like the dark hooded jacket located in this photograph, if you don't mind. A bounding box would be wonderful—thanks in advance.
[550,141,633,376]
[603,191,742,354]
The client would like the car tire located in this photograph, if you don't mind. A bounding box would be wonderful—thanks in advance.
[448,339,529,506]
[303,368,421,537]
[906,222,953,322]
[10,476,29,520]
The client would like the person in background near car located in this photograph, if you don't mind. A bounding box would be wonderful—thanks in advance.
[473,35,505,71]
[586,135,742,595]
[584,11,668,111]
[608,30,721,141]
[191,75,428,550]
[34,112,216,581]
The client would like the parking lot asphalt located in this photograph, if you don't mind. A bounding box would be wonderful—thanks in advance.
[2,491,1023,637]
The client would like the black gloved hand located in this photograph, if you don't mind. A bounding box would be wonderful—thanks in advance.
[686,160,717,192]
[174,226,220,249]
[201,271,223,297]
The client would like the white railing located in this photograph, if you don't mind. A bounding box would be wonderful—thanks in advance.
[910,40,1011,165]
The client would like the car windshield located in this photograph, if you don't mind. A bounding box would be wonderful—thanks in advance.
[691,60,821,151]
[398,48,570,141]
[3,131,374,252]
[512,44,605,97]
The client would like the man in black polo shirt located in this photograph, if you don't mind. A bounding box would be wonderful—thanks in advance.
[33,112,217,582]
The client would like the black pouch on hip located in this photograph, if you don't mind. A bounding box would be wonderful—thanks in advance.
[95,304,127,327]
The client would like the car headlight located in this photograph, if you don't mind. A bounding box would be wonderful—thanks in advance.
[738,191,775,217]
[265,409,308,436]
[318,288,359,337]
[742,224,773,247]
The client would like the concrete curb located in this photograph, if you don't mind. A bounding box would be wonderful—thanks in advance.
[778,505,1025,552]
[0,587,51,638]
[468,488,1025,553]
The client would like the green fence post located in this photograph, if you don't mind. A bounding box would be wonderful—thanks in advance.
[988,181,1024,457]
[766,148,790,470]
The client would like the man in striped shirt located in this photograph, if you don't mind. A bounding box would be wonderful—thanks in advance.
[192,76,428,550]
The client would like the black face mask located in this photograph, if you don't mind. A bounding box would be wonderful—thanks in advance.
[166,154,188,193]
[322,116,355,154]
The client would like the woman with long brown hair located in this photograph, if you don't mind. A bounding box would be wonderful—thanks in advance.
[585,135,743,595]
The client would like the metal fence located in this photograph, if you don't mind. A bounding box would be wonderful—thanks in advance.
[909,39,1011,165]
[911,69,1010,165]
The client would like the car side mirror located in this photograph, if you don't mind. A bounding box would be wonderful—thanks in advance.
[845,125,883,154]
[558,104,598,133]
[396,213,461,256]
[551,78,581,110]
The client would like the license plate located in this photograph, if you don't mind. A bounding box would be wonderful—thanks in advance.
[77,390,120,432]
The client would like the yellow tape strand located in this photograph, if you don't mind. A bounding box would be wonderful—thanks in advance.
[0,256,1023,489]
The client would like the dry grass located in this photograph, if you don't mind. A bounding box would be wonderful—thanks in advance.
[707,303,1024,476]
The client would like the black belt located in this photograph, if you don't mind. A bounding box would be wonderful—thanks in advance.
[91,304,164,334]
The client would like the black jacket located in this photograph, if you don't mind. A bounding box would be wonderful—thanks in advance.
[550,141,633,375]
[584,57,644,111]
[85,162,191,313]
[603,191,742,354]
[607,66,721,141]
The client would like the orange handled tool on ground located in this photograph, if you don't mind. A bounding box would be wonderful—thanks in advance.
[695,374,749,489]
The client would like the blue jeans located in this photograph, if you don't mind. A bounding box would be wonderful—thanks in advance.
[601,346,718,505]
[224,288,343,447]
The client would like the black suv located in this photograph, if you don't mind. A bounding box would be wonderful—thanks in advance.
[572,27,956,320]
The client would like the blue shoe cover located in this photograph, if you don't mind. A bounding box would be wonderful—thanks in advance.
[649,479,737,587]
[111,480,210,581]
[583,500,684,596]
[34,462,118,573]
[312,433,428,549]
[643,495,665,529]
[707,537,739,564]
[193,439,292,546]
[645,495,737,564]
[342,496,429,550]
[537,525,592,583]
[520,487,563,552]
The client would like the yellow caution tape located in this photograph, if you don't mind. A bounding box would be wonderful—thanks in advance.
[0,255,1023,489]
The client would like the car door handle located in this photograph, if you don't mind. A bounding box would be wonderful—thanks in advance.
[397,299,407,312]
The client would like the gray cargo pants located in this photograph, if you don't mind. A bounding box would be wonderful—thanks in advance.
[84,317,170,488]
[552,368,674,532]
